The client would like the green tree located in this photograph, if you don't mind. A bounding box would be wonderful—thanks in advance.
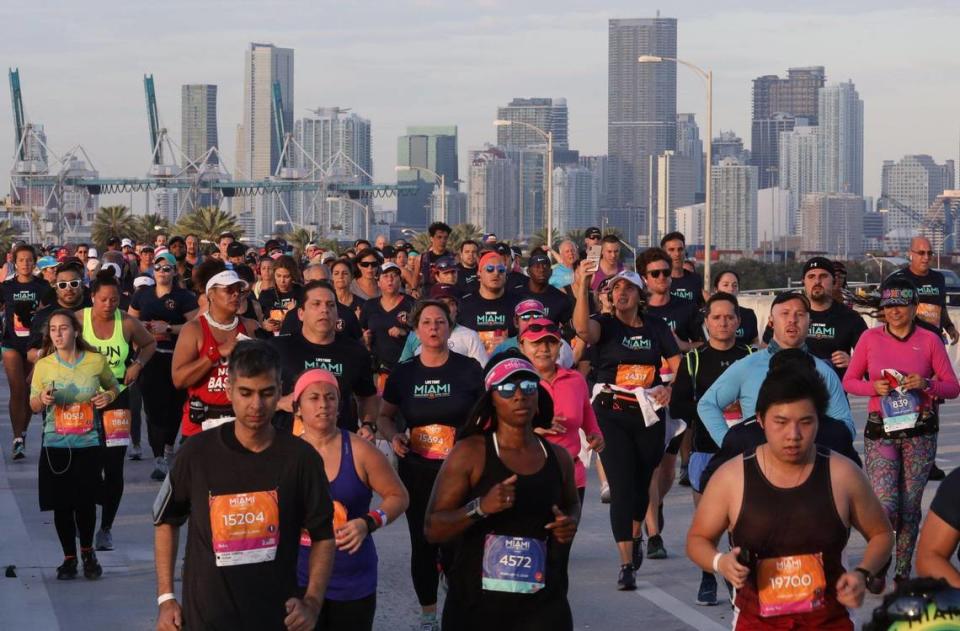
[133,213,171,244]
[447,223,483,252]
[286,227,319,260]
[0,220,18,253]
[92,205,136,250]
[564,228,586,249]
[529,227,563,252]
[175,207,243,244]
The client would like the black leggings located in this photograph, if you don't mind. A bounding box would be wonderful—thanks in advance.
[54,505,96,557]
[399,456,445,607]
[99,445,126,531]
[595,405,666,542]
[140,353,184,458]
[318,593,376,631]
[128,382,143,446]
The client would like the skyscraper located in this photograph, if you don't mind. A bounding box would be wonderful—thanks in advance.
[656,150,697,239]
[799,193,865,256]
[676,113,704,194]
[818,81,864,196]
[181,85,219,169]
[236,42,294,238]
[751,67,825,188]
[552,165,597,235]
[496,98,568,149]
[608,16,677,235]
[468,146,518,236]
[712,130,750,164]
[712,157,758,251]
[397,126,458,230]
[779,124,820,231]
[293,107,373,240]
[880,155,955,241]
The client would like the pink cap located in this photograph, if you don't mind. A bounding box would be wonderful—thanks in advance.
[293,369,339,402]
[484,357,539,391]
[519,317,561,343]
[514,298,545,317]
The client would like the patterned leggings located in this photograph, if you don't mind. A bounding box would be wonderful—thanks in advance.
[864,433,937,577]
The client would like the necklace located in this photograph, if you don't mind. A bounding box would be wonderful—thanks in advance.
[759,445,810,488]
[204,311,238,331]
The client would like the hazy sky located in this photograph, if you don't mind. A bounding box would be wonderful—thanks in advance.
[2,0,959,213]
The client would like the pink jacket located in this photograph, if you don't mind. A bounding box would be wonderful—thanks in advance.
[539,367,602,488]
[843,325,960,413]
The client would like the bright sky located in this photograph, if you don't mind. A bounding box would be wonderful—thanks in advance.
[2,0,958,212]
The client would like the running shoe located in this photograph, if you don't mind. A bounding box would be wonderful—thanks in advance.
[12,436,25,460]
[95,529,114,552]
[128,444,142,461]
[81,550,102,579]
[151,456,169,481]
[632,537,644,570]
[696,572,718,606]
[929,464,946,481]
[678,464,691,487]
[56,557,78,580]
[647,534,667,560]
[600,482,611,504]
[617,564,637,591]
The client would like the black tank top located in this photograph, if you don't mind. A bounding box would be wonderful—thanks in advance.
[731,446,849,620]
[443,432,572,631]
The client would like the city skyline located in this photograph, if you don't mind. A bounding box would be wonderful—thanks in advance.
[3,2,959,217]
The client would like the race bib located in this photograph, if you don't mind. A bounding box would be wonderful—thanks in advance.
[478,330,507,354]
[757,553,827,618]
[409,424,456,460]
[302,501,347,547]
[482,535,547,594]
[269,309,287,323]
[209,490,280,567]
[54,402,95,435]
[722,401,743,427]
[881,390,921,433]
[103,408,132,447]
[292,417,306,437]
[13,312,29,337]
[615,364,655,388]
[916,302,942,327]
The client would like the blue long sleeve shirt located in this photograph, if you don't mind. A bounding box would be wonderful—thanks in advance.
[696,341,855,446]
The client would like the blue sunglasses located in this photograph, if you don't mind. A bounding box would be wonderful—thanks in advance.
[494,380,538,398]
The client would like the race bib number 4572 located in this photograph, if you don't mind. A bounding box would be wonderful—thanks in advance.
[209,490,280,567]
[482,534,547,594]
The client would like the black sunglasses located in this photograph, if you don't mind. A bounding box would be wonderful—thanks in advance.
[358,260,379,268]
[645,269,669,279]
[494,380,539,398]
[56,280,83,290]
[526,323,560,334]
[154,265,173,273]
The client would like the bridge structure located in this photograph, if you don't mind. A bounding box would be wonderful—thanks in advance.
[6,68,415,244]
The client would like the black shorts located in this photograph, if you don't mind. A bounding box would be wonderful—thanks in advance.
[665,431,683,456]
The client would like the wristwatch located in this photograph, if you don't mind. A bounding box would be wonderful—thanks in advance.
[854,567,872,583]
[465,497,487,522]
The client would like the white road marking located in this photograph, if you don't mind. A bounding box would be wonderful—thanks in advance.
[635,580,729,631]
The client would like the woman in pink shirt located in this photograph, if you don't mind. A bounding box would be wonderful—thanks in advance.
[519,317,604,505]
[843,277,960,591]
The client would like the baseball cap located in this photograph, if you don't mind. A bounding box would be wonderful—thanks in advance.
[585,227,602,239]
[484,356,540,391]
[226,242,246,257]
[140,244,155,253]
[771,290,811,311]
[879,277,919,308]
[87,247,99,259]
[608,270,646,292]
[494,243,512,258]
[528,251,550,267]
[167,235,185,246]
[293,369,339,402]
[380,262,402,275]
[133,275,156,289]
[155,252,177,267]
[515,299,545,317]
[37,256,58,270]
[802,256,834,277]
[380,245,397,259]
[106,236,120,247]
[121,238,134,249]
[205,270,249,294]
[519,317,562,343]
[429,283,461,301]
[320,251,337,264]
[433,256,456,271]
[56,256,84,274]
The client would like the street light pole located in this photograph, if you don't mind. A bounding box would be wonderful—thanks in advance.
[638,55,713,293]
[493,119,554,249]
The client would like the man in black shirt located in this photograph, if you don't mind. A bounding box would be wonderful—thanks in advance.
[458,250,521,355]
[661,231,705,306]
[416,221,453,291]
[273,281,378,436]
[153,341,334,631]
[669,291,751,606]
[511,251,573,326]
[887,236,959,344]
[455,239,480,294]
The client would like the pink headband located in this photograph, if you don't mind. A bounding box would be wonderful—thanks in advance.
[484,357,538,391]
[293,369,339,402]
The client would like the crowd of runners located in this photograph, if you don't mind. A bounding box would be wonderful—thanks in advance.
[4,224,960,629]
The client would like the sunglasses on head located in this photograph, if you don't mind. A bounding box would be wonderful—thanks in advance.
[56,280,83,290]
[518,312,544,321]
[645,269,669,279]
[154,265,173,273]
[526,322,560,334]
[358,260,379,268]
[484,264,506,274]
[494,379,538,398]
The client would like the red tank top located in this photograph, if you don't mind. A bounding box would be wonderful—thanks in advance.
[181,315,247,437]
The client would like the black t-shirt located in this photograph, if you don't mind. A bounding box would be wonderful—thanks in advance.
[155,423,333,630]
[279,303,362,340]
[590,313,680,386]
[762,301,867,376]
[27,297,92,350]
[888,267,949,331]
[736,306,759,345]
[130,286,199,351]
[670,344,752,453]
[418,249,453,288]
[646,297,703,343]
[670,270,704,306]
[512,283,574,326]
[272,332,377,430]
[455,264,479,293]
[457,291,521,355]
[930,467,960,531]
[359,295,415,371]
[383,353,484,464]
[259,286,304,323]
[0,277,48,345]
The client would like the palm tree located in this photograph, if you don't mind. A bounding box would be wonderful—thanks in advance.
[92,206,137,250]
[447,223,483,252]
[134,213,171,244]
[0,220,17,253]
[564,228,586,249]
[410,231,431,254]
[529,227,563,252]
[175,207,243,244]
[286,227,319,259]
